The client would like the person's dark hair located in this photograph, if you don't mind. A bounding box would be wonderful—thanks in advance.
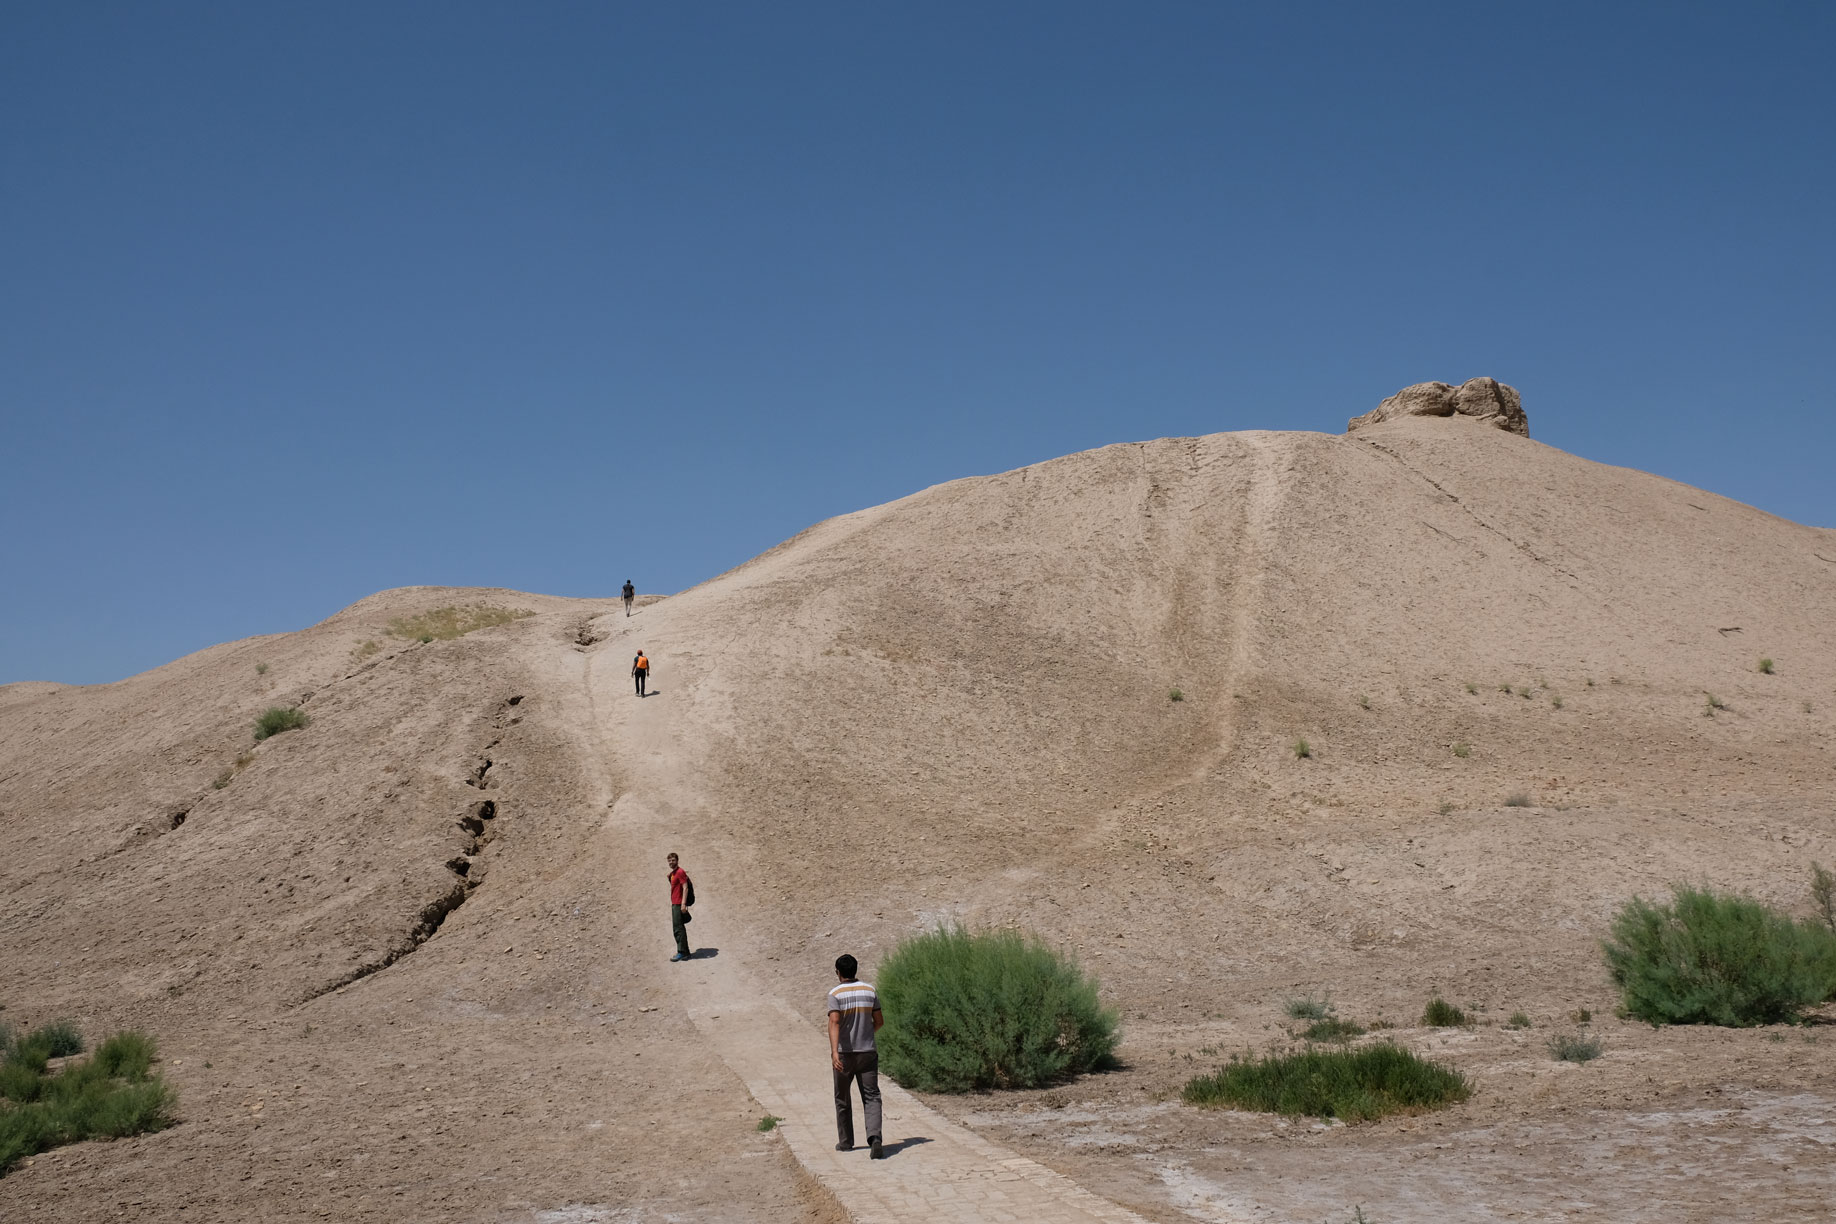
[835,953,858,979]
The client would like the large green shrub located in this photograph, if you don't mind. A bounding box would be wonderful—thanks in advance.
[1183,1044,1469,1121]
[0,1026,174,1176]
[1602,886,1836,1026]
[252,706,310,741]
[875,926,1119,1092]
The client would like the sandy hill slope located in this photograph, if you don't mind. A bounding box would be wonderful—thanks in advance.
[3,414,1834,1223]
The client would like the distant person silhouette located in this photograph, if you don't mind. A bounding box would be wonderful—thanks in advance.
[632,650,649,697]
[622,579,635,617]
[828,953,885,1158]
[666,852,693,961]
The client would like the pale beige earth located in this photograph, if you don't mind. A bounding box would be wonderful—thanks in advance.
[3,412,1834,1222]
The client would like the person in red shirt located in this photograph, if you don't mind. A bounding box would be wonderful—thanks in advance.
[666,852,693,961]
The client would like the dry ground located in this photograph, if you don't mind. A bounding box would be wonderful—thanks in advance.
[4,416,1834,1221]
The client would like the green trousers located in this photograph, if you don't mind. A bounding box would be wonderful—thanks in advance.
[672,904,691,957]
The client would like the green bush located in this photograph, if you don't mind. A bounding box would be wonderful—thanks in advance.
[876,926,1119,1092]
[1183,1044,1468,1121]
[1421,998,1468,1026]
[1293,738,1312,759]
[1548,1033,1602,1062]
[1505,1011,1532,1030]
[253,706,310,741]
[1602,886,1836,1026]
[0,1027,174,1177]
[1303,1017,1366,1042]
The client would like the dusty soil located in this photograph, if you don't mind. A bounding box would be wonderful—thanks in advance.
[4,417,1834,1221]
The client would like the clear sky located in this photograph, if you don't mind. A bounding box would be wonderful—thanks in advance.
[4,3,1832,685]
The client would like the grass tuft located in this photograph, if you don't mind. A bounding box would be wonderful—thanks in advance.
[254,662,268,675]
[352,639,381,662]
[1183,1044,1468,1122]
[1168,688,1184,703]
[1284,996,1331,1021]
[876,926,1119,1092]
[1452,742,1470,759]
[1602,885,1836,1026]
[253,706,310,742]
[386,605,533,643]
[1464,682,1477,695]
[1503,793,1531,808]
[756,1114,781,1132]
[1551,695,1564,709]
[1303,1017,1366,1042]
[1292,738,1312,760]
[1758,658,1774,674]
[1358,695,1370,710]
[1421,998,1469,1027]
[1704,692,1727,716]
[1505,1011,1532,1030]
[1548,1033,1603,1063]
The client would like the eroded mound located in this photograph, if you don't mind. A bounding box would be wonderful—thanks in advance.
[1348,376,1528,435]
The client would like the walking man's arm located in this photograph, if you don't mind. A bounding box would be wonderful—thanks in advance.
[829,1009,844,1072]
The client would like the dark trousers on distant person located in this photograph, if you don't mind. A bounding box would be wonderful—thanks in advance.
[671,904,690,958]
[634,669,647,696]
[833,1050,882,1148]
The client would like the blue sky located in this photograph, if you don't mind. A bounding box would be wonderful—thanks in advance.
[4,3,1832,685]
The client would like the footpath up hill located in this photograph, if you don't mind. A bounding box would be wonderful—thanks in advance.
[3,403,1835,1222]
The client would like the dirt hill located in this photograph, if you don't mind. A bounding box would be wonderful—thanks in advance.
[3,414,1833,1222]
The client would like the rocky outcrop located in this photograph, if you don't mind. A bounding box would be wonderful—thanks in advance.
[1348,377,1528,436]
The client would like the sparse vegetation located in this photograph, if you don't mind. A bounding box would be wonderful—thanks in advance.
[252,706,310,742]
[876,926,1119,1092]
[352,639,381,662]
[211,770,232,790]
[1550,695,1563,709]
[1168,688,1184,702]
[0,1024,174,1177]
[1464,682,1477,695]
[1806,700,1815,714]
[1548,1033,1602,1062]
[1183,1044,1468,1121]
[1504,793,1531,808]
[255,662,268,675]
[385,605,533,643]
[1285,995,1331,1021]
[1292,738,1312,759]
[1586,677,1596,687]
[1304,1017,1366,1042]
[1704,692,1726,716]
[1602,885,1836,1026]
[1421,997,1469,1027]
[1812,862,1836,933]
[1438,801,1456,816]
[1572,1007,1592,1025]
[1505,1011,1532,1030]
[1452,742,1470,759]
[1358,694,1370,710]
[756,1114,781,1132]
[1499,683,1512,694]
[1517,686,1531,699]
[1758,658,1774,674]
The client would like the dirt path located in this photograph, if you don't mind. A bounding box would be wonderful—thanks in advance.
[550,621,1192,1224]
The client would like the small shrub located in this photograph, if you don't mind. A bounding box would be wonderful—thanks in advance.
[255,662,269,675]
[1304,1017,1366,1042]
[1602,886,1836,1026]
[756,1114,781,1132]
[1572,1007,1592,1025]
[31,1022,83,1059]
[1704,693,1726,716]
[1812,862,1836,933]
[253,706,310,742]
[1758,658,1774,674]
[1505,1011,1532,1030]
[0,1027,174,1176]
[1438,801,1455,816]
[1183,1044,1468,1121]
[1586,677,1596,687]
[1285,996,1331,1021]
[1168,688,1184,703]
[386,605,533,643]
[352,639,381,662]
[1517,686,1531,699]
[1452,742,1470,758]
[1358,695,1370,710]
[876,926,1119,1092]
[1464,682,1477,695]
[212,770,232,790]
[1293,739,1312,760]
[1805,701,1815,714]
[1551,696,1564,709]
[1498,683,1512,694]
[1421,998,1468,1027]
[1549,1033,1602,1063]
[1504,793,1531,808]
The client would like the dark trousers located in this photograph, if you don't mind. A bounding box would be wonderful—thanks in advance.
[634,669,647,696]
[833,1049,881,1147]
[671,905,690,957]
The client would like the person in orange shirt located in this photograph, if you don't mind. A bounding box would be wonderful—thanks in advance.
[632,649,650,697]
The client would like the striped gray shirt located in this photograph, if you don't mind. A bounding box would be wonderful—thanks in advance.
[827,979,880,1053]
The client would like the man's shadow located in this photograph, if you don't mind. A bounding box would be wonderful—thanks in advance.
[689,947,718,959]
[877,1136,932,1158]
[642,689,662,697]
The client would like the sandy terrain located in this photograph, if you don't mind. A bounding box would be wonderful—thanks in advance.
[3,413,1833,1221]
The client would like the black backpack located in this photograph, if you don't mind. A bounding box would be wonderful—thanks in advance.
[683,875,696,908]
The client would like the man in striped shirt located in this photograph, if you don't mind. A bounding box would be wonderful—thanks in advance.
[827,954,885,1158]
